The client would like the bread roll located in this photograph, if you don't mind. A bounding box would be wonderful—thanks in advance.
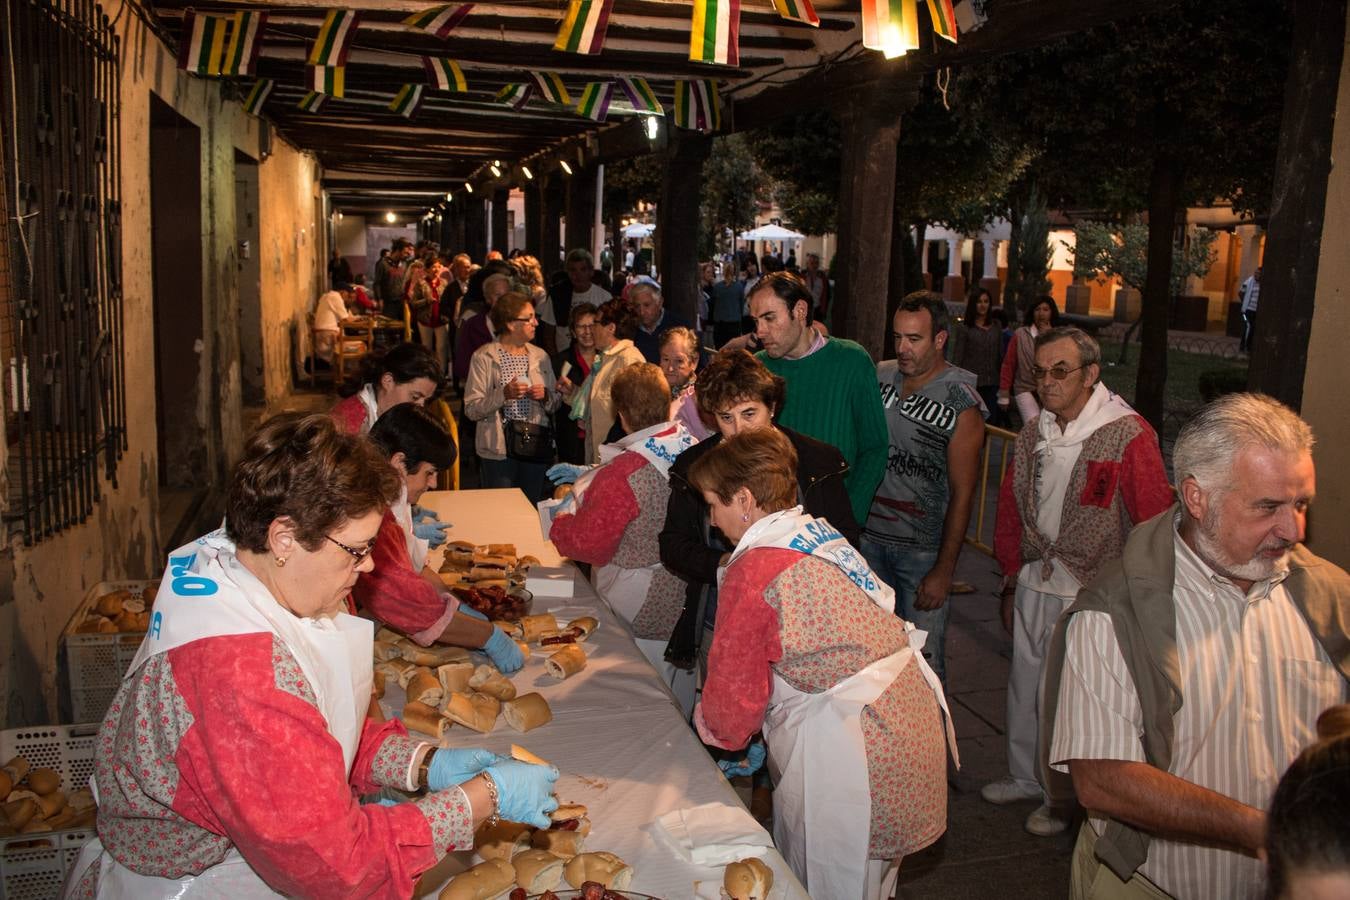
[406,669,443,707]
[0,768,12,798]
[468,665,517,702]
[563,851,633,890]
[492,620,522,639]
[510,745,551,768]
[2,755,30,782]
[566,616,599,640]
[373,669,387,700]
[27,768,60,795]
[1,798,37,829]
[724,856,775,900]
[142,583,159,607]
[112,610,144,633]
[548,804,587,824]
[96,618,119,634]
[516,555,542,571]
[544,645,587,680]
[553,484,573,501]
[514,641,531,660]
[468,578,510,590]
[372,640,402,662]
[121,597,146,614]
[502,694,552,733]
[437,661,475,695]
[519,614,559,644]
[443,691,500,733]
[531,828,585,858]
[73,615,106,634]
[446,540,476,557]
[437,857,514,900]
[20,816,50,834]
[94,589,131,617]
[469,555,513,569]
[482,544,517,558]
[401,644,471,667]
[34,790,65,819]
[376,657,416,687]
[510,848,565,893]
[401,701,450,739]
[375,626,405,644]
[473,819,534,861]
[67,789,95,813]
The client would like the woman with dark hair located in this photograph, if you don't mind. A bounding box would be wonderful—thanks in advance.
[952,287,1004,416]
[565,296,645,463]
[551,302,599,464]
[64,414,557,898]
[659,326,711,441]
[690,428,950,900]
[330,342,442,435]
[410,255,450,375]
[998,295,1061,425]
[464,291,559,503]
[1265,706,1350,900]
[659,349,859,674]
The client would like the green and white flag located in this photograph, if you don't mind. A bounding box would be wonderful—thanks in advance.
[242,78,274,115]
[495,83,533,110]
[177,10,231,76]
[575,82,613,122]
[389,84,424,117]
[307,9,360,67]
[553,0,613,54]
[673,79,721,132]
[308,65,346,97]
[297,91,328,112]
[529,71,571,105]
[617,76,663,114]
[423,57,467,91]
[402,4,472,38]
[222,10,267,76]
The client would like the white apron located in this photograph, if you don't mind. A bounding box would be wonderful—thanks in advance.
[392,483,430,572]
[722,509,957,900]
[356,383,380,435]
[66,530,373,899]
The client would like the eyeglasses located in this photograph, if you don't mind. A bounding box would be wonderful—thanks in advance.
[326,534,376,563]
[1032,365,1086,382]
[512,315,538,324]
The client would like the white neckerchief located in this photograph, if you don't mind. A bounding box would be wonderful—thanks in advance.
[724,506,894,614]
[130,530,371,773]
[597,420,695,475]
[357,384,379,435]
[1033,382,1135,543]
[392,482,429,572]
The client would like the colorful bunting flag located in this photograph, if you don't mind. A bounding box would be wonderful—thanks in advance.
[529,71,571,105]
[308,65,346,97]
[389,84,425,118]
[771,0,819,26]
[925,0,958,41]
[177,10,231,76]
[553,0,613,54]
[617,76,663,114]
[673,79,721,132]
[402,4,473,39]
[222,10,267,76]
[575,82,614,122]
[861,0,919,58]
[297,91,328,112]
[689,0,740,66]
[423,57,467,91]
[495,83,533,110]
[307,9,360,67]
[242,78,274,115]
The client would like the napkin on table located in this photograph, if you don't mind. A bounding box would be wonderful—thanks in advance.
[654,801,774,867]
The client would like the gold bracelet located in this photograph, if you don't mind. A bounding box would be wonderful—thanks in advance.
[480,772,501,828]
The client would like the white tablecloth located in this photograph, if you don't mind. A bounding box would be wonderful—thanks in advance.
[395,488,809,900]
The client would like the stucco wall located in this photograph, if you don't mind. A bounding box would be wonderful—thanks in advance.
[0,6,323,727]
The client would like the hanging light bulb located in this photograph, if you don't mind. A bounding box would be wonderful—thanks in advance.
[490,163,502,178]
[465,182,474,193]
[644,115,659,140]
[385,211,397,223]
[521,165,533,180]
[445,192,453,202]
[559,160,573,175]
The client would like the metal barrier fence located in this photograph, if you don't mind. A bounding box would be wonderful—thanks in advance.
[965,423,1020,558]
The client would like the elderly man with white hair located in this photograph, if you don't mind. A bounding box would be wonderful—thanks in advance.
[1043,392,1350,900]
[630,276,694,364]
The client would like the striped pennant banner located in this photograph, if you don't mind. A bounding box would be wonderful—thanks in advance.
[297,91,328,112]
[222,10,267,76]
[495,83,533,110]
[242,78,273,115]
[402,3,473,39]
[616,76,663,114]
[422,57,467,91]
[177,10,231,76]
[575,82,614,122]
[689,0,740,66]
[925,0,958,41]
[771,0,819,26]
[530,71,571,105]
[389,84,425,118]
[673,79,721,132]
[308,65,346,97]
[307,9,360,67]
[553,0,613,54]
[861,0,919,58]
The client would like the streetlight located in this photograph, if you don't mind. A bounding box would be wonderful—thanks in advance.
[385,211,397,223]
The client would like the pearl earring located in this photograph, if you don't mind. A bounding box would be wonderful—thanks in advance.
[741,513,749,523]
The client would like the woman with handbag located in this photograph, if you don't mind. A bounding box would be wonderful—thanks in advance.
[464,292,559,503]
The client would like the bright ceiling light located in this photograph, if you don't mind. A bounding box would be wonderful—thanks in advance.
[445,192,453,201]
[385,211,397,223]
[521,165,533,180]
[559,160,573,175]
[465,182,474,193]
[489,164,502,178]
[645,115,659,140]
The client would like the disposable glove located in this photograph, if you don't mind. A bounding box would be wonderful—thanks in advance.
[482,627,525,673]
[718,741,767,778]
[411,506,439,524]
[428,747,502,791]
[413,520,453,548]
[546,463,589,485]
[457,603,488,621]
[375,798,402,807]
[485,759,560,829]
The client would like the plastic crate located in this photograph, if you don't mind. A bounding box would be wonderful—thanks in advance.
[60,581,156,725]
[0,724,99,900]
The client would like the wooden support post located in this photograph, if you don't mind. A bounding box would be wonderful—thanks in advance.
[463,195,487,262]
[541,173,565,277]
[657,130,712,324]
[491,188,509,255]
[525,180,541,256]
[833,84,918,359]
[565,165,597,256]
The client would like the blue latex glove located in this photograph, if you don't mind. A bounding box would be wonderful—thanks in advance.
[546,463,588,486]
[458,604,488,621]
[413,520,453,548]
[375,798,401,807]
[411,506,439,524]
[428,747,502,791]
[482,627,524,673]
[485,759,560,828]
[718,742,766,778]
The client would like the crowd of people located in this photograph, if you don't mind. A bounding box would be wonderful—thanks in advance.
[70,240,1349,900]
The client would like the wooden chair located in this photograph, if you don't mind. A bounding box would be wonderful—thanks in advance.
[335,318,372,382]
[306,312,337,388]
[431,398,461,490]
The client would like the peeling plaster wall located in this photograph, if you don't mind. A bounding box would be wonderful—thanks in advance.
[0,6,323,727]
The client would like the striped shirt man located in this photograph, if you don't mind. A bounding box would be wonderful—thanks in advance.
[1050,521,1348,899]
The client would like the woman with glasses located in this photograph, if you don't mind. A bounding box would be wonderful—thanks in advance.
[551,303,599,464]
[66,414,558,898]
[464,291,559,503]
[564,296,646,463]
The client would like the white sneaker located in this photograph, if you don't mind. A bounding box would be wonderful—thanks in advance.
[1025,803,1070,836]
[980,776,1043,805]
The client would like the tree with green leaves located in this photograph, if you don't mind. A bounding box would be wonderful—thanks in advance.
[697,133,765,259]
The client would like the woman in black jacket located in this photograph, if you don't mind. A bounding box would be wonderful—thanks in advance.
[660,350,860,672]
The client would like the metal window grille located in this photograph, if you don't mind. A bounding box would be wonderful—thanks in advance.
[0,0,124,546]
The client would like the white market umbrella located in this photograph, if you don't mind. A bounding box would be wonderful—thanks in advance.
[622,222,656,239]
[738,223,805,241]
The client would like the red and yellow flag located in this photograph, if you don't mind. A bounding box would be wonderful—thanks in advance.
[771,0,818,26]
[926,0,958,42]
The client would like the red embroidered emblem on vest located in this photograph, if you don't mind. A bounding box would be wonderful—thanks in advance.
[1081,460,1121,508]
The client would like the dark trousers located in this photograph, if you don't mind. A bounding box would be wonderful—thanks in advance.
[479,456,549,505]
[1240,309,1257,352]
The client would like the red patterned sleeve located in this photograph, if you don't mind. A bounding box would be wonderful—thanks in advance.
[1120,420,1175,525]
[697,548,786,751]
[994,454,1025,580]
[351,511,451,638]
[168,634,471,899]
[549,454,643,567]
[330,395,369,435]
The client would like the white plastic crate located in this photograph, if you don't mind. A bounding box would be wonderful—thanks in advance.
[0,724,99,900]
[60,581,156,725]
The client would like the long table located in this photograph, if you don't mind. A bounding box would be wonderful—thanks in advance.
[399,489,810,900]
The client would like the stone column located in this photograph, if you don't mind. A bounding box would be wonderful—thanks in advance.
[525,180,541,257]
[979,238,1002,299]
[540,173,565,277]
[944,237,966,301]
[565,165,597,257]
[656,131,712,323]
[490,188,509,254]
[463,195,487,262]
